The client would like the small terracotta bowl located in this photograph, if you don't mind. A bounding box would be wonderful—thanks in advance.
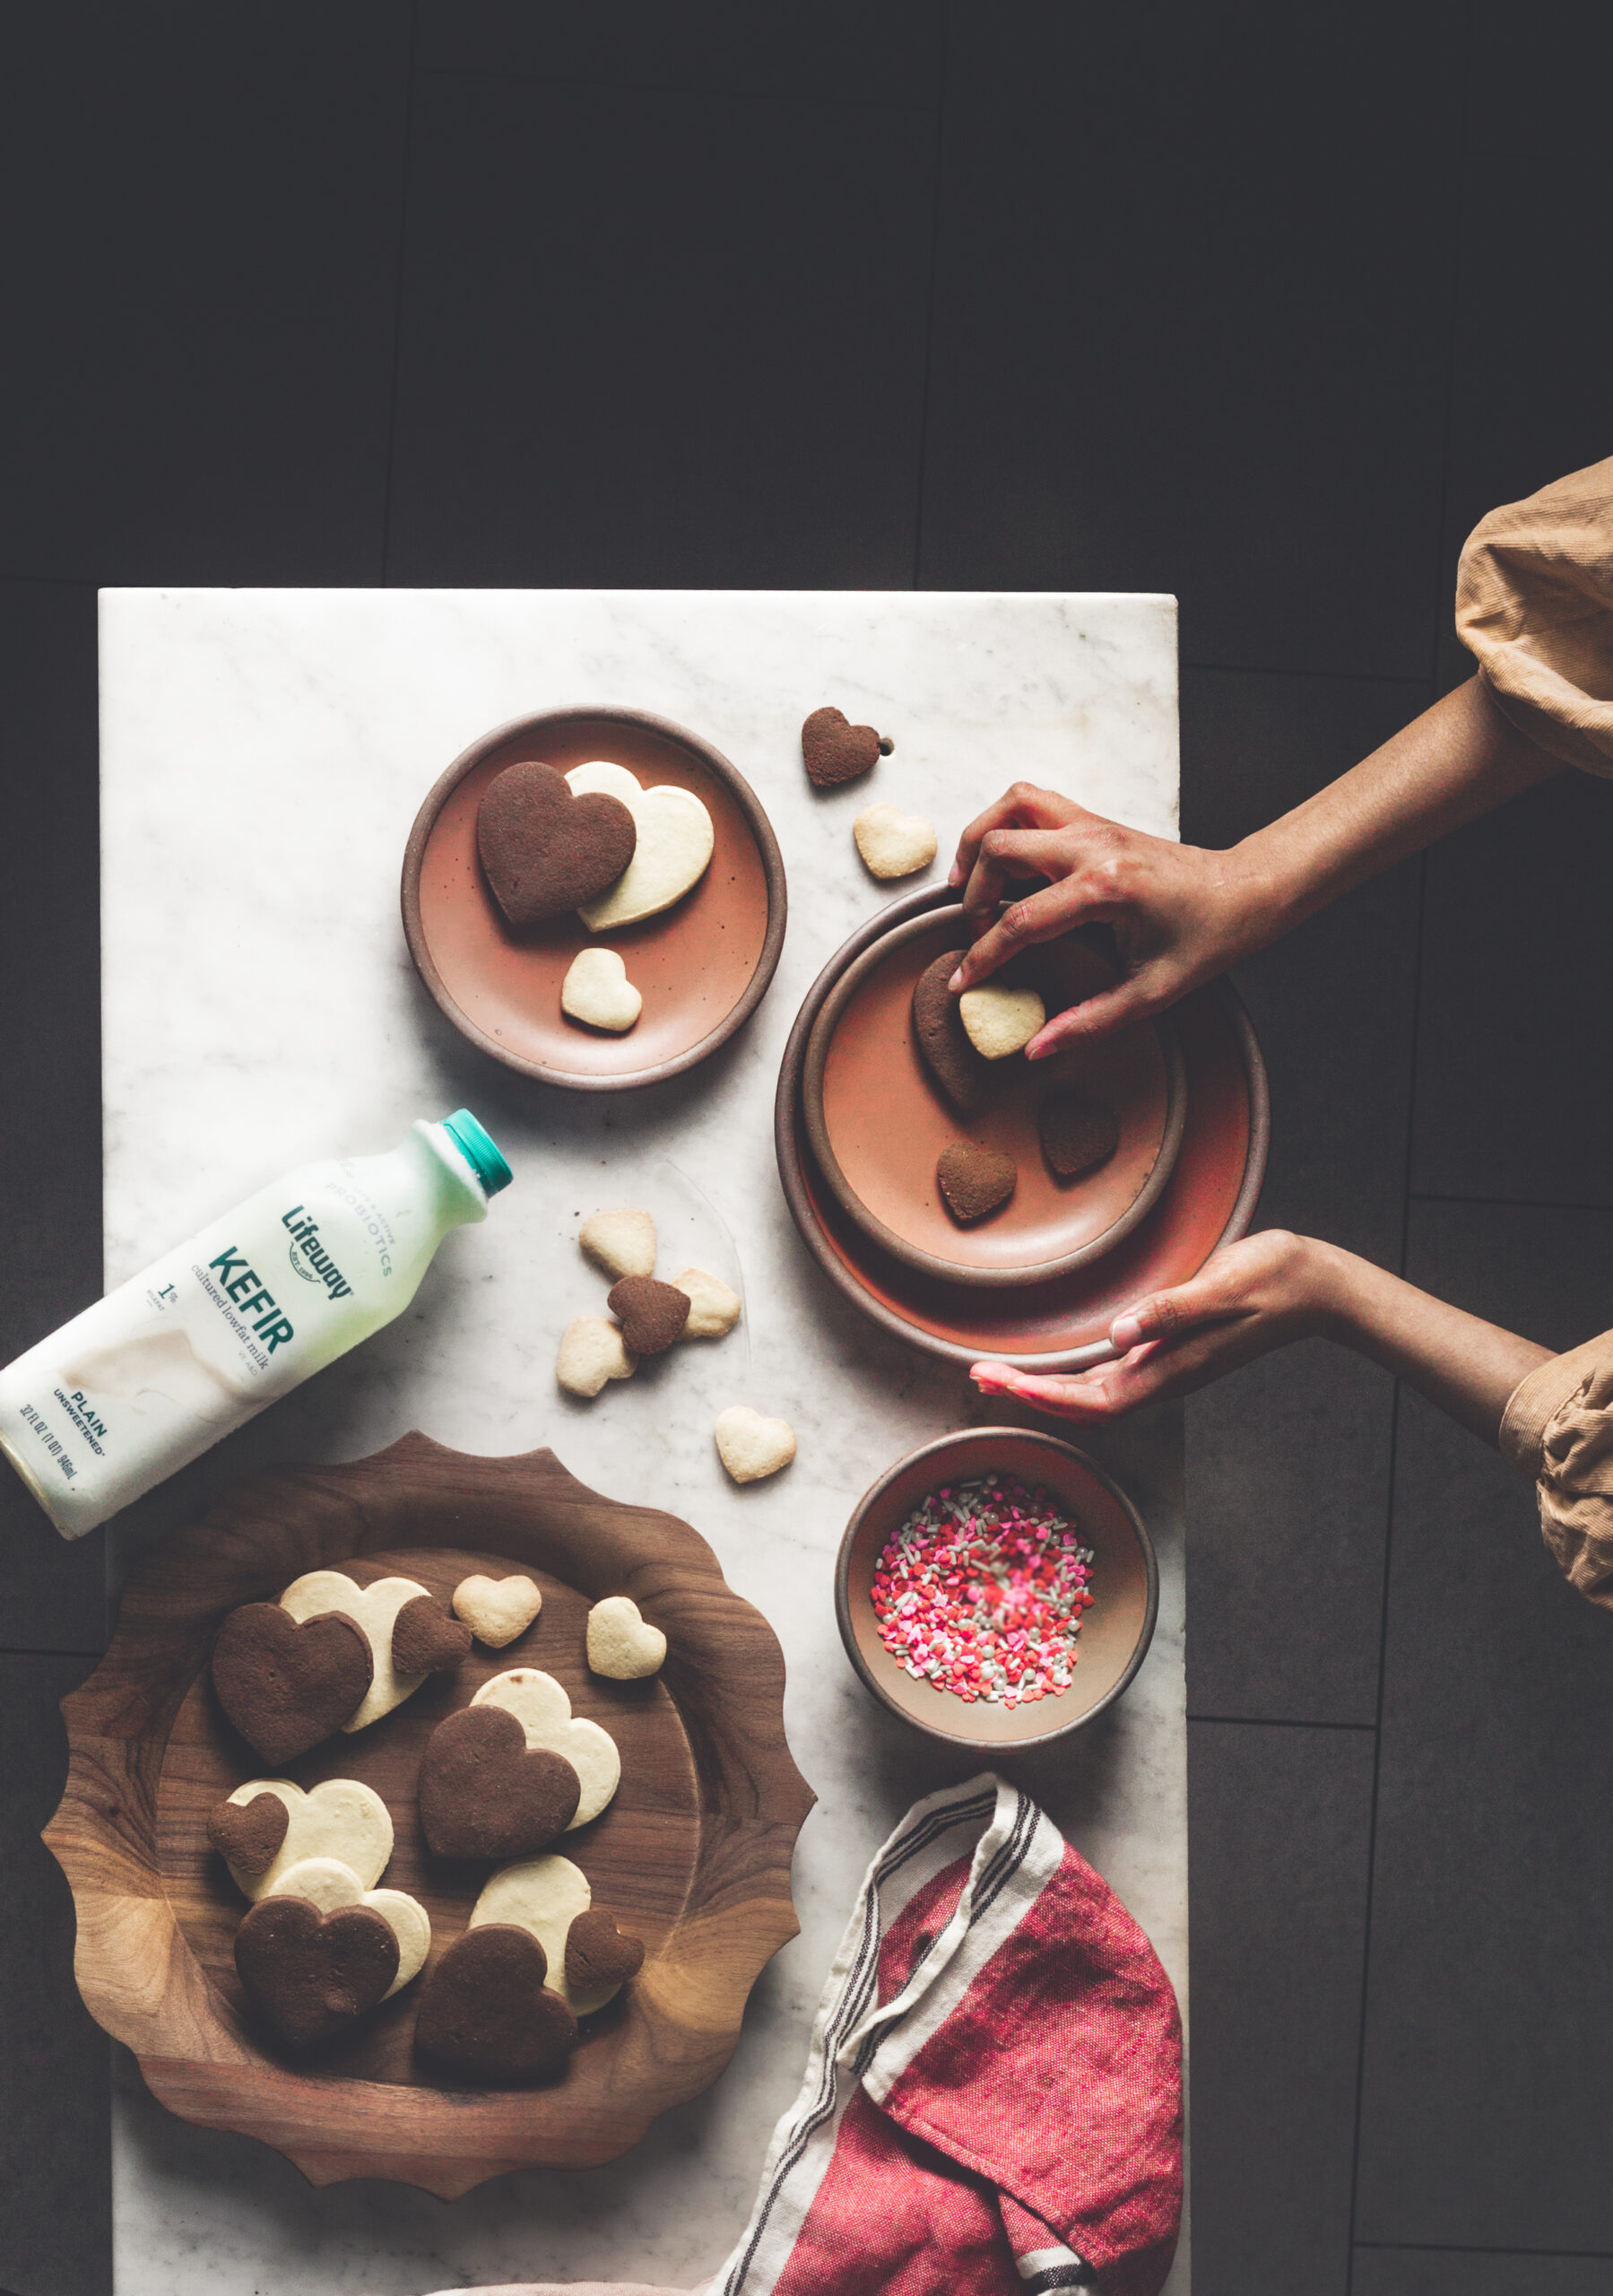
[836,1428,1158,1749]
[402,706,786,1091]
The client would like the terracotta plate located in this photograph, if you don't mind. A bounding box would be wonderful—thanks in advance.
[776,888,1270,1370]
[837,1429,1158,1748]
[402,707,787,1090]
[46,1434,812,2196]
[802,910,1186,1286]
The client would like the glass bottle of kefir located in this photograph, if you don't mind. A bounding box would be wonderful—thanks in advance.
[0,1109,511,1539]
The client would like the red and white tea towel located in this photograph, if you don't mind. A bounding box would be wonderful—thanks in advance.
[436,1771,1182,2296]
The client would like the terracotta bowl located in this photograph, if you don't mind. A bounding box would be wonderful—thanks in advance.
[776,886,1269,1371]
[836,1428,1158,1748]
[402,706,786,1091]
[802,909,1186,1287]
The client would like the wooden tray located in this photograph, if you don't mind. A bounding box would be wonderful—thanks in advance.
[45,1433,814,2196]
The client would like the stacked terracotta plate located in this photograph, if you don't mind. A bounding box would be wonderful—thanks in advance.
[776,888,1270,1371]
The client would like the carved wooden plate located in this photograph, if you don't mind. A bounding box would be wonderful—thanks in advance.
[45,1433,814,2196]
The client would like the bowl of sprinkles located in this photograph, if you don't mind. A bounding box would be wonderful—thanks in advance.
[836,1429,1158,1747]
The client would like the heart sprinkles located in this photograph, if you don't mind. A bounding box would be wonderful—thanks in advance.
[871,1474,1096,1709]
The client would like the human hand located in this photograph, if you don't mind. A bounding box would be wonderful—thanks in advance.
[969,1231,1342,1420]
[946,783,1262,1055]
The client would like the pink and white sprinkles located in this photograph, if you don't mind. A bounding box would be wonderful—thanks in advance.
[872,1474,1096,1707]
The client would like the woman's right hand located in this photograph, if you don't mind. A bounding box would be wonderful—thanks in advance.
[947,783,1264,1055]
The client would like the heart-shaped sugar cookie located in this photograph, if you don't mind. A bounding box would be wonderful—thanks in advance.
[606,1274,690,1355]
[266,1855,431,1996]
[1038,1088,1119,1179]
[418,1705,581,1859]
[912,949,993,1117]
[209,1777,393,1902]
[234,1893,398,2049]
[802,705,892,788]
[414,1924,577,2084]
[392,1592,473,1676]
[557,1315,637,1398]
[937,1139,1018,1222]
[453,1572,542,1648]
[672,1265,741,1338]
[212,1602,374,1764]
[279,1570,462,1733]
[477,760,637,928]
[714,1405,796,1484]
[586,1595,667,1679]
[472,1668,620,1825]
[567,761,715,931]
[854,803,937,881]
[566,1907,645,1992]
[578,1206,656,1281]
[561,946,641,1033]
[959,984,1045,1060]
[470,1852,626,2014]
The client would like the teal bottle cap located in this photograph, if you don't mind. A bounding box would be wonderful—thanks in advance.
[441,1109,514,1198]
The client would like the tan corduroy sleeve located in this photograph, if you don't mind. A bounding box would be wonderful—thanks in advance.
[1455,456,1613,775]
[1502,1332,1613,1611]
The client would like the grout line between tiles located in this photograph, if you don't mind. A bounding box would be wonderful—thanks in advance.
[909,1,952,589]
[1357,2239,1613,2260]
[1412,1190,1613,1214]
[1186,1713,1376,1733]
[414,60,937,116]
[380,0,422,586]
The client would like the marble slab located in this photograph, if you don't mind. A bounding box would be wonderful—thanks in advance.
[98,587,1188,2294]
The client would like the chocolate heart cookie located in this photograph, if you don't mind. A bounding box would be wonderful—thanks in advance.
[414,1924,578,2084]
[234,1893,399,2048]
[565,1908,645,1992]
[477,759,637,929]
[1039,1088,1120,1180]
[801,705,893,788]
[212,1602,373,1764]
[391,1592,473,1678]
[912,949,993,1117]
[606,1274,690,1356]
[207,1791,289,1880]
[418,1704,582,1859]
[937,1140,1018,1223]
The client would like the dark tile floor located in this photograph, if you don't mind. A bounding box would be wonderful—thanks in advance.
[3,3,1611,2291]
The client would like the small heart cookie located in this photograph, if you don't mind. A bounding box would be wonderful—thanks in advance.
[279,1570,464,1734]
[453,1572,542,1648]
[265,1856,431,1996]
[854,803,937,881]
[477,759,637,928]
[561,946,642,1033]
[469,1852,628,2014]
[937,1139,1018,1222]
[419,1705,581,1860]
[606,1274,690,1355]
[234,1894,398,2049]
[472,1668,620,1826]
[557,1316,637,1398]
[211,1603,373,1764]
[672,1266,741,1338]
[1038,1088,1120,1179]
[959,985,1045,1060]
[392,1593,473,1677]
[715,1405,796,1484]
[209,1777,393,1902]
[912,949,993,1117]
[414,1924,577,2085]
[586,1595,667,1679]
[802,705,893,788]
[567,761,715,931]
[578,1207,656,1281]
[566,1907,645,1993]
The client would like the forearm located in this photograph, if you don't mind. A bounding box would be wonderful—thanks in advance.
[1224,676,1563,956]
[1311,1239,1552,1446]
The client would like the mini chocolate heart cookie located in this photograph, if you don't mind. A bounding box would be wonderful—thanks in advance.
[1039,1088,1120,1179]
[207,1790,289,1880]
[212,1603,374,1765]
[912,950,993,1117]
[234,1893,399,2049]
[802,706,893,788]
[937,1140,1018,1223]
[414,1924,578,2085]
[606,1274,690,1356]
[565,1907,645,1992]
[418,1704,582,1859]
[477,759,637,929]
[391,1592,473,1678]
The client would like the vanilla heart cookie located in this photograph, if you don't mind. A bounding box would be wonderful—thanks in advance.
[586,1595,667,1679]
[265,1855,431,1996]
[235,1893,399,2049]
[453,1572,542,1648]
[561,946,642,1033]
[557,1315,637,1398]
[208,1777,393,1903]
[802,705,893,788]
[279,1570,470,1733]
[714,1405,796,1484]
[471,1667,620,1826]
[567,761,715,931]
[470,1852,641,2015]
[854,803,937,881]
[414,1923,577,2084]
[672,1265,741,1338]
[959,984,1045,1060]
[578,1206,656,1281]
[477,759,637,928]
